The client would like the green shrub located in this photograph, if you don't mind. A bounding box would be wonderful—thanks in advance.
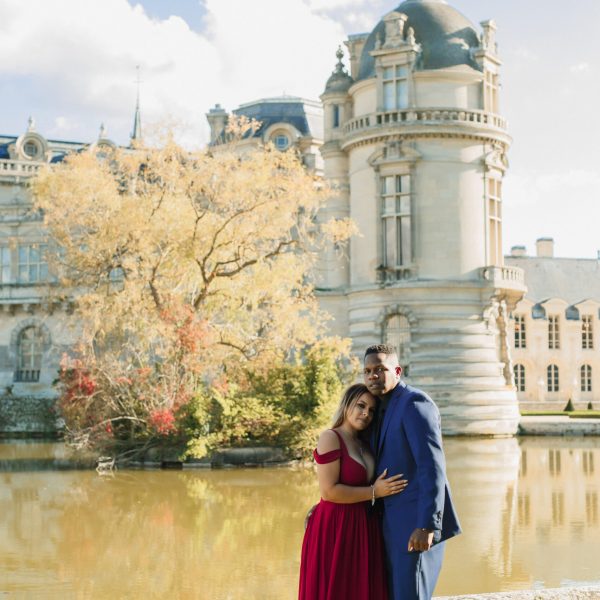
[563,398,575,412]
[181,340,357,460]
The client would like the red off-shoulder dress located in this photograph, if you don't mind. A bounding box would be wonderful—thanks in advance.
[298,430,388,600]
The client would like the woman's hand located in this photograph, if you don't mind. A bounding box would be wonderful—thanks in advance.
[373,468,408,499]
[304,504,317,530]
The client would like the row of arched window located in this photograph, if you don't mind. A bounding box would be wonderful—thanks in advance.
[14,326,44,382]
[514,363,593,393]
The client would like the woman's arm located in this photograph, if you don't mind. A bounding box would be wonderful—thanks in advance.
[316,430,407,504]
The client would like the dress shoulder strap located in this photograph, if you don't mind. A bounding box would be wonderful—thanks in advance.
[330,429,348,454]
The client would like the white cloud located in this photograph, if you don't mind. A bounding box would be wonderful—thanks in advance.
[49,116,79,137]
[535,170,600,191]
[570,62,591,73]
[503,169,600,258]
[0,0,347,147]
[306,0,365,10]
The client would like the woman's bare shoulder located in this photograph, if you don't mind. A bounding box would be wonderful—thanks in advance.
[316,429,340,454]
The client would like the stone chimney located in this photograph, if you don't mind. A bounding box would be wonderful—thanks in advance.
[536,237,554,258]
[510,245,527,257]
[206,104,228,144]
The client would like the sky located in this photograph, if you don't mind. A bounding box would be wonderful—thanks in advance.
[0,0,599,259]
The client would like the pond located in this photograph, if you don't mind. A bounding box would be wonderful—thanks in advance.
[0,437,598,598]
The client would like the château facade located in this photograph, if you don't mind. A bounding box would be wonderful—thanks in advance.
[1,0,598,434]
[315,0,526,435]
[0,119,138,432]
[507,239,600,410]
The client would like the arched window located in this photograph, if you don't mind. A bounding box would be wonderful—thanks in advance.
[514,363,526,392]
[15,326,43,382]
[385,314,411,375]
[547,364,559,393]
[581,364,592,393]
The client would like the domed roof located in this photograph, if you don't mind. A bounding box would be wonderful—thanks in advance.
[357,0,481,81]
[324,47,354,94]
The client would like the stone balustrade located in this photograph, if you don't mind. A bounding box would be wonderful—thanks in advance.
[343,107,507,136]
[0,159,43,180]
[482,264,525,285]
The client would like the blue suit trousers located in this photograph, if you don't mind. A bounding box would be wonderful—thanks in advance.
[382,523,445,600]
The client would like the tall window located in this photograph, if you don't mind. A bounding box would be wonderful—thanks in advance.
[547,364,559,392]
[15,326,43,382]
[383,65,409,110]
[581,364,592,393]
[488,178,502,265]
[514,315,526,349]
[385,314,411,375]
[18,244,48,283]
[548,315,560,349]
[484,70,499,113]
[582,315,594,349]
[0,246,11,284]
[332,105,340,128]
[382,174,411,276]
[514,363,525,392]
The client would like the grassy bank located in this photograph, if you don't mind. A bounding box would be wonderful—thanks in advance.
[520,410,600,418]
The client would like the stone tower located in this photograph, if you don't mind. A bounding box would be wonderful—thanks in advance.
[319,0,526,435]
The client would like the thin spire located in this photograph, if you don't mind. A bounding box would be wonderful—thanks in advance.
[131,65,142,144]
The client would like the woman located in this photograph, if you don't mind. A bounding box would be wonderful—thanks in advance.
[299,383,408,600]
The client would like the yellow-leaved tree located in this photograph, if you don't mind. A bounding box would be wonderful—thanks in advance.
[32,121,356,459]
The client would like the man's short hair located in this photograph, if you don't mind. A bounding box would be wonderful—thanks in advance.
[365,344,397,357]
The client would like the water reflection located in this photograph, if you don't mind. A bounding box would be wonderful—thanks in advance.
[0,438,599,598]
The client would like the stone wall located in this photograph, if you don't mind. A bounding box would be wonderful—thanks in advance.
[0,395,58,434]
[437,587,600,599]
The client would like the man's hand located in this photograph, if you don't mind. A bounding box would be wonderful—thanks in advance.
[407,528,434,552]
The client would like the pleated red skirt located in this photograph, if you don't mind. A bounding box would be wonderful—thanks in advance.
[298,433,388,600]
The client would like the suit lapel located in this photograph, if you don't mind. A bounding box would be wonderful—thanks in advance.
[378,382,407,456]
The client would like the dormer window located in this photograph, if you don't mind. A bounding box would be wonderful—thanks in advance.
[23,139,41,160]
[383,65,409,110]
[274,134,290,151]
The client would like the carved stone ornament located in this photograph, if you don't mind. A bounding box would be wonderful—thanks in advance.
[368,140,422,167]
[484,145,508,171]
[383,11,408,49]
[480,19,497,54]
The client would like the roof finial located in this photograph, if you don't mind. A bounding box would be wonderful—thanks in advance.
[27,116,36,132]
[130,65,142,144]
[335,46,345,73]
[99,122,107,139]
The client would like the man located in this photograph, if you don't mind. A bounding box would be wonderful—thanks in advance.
[364,344,461,600]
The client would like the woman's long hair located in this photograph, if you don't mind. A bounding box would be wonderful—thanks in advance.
[331,383,372,429]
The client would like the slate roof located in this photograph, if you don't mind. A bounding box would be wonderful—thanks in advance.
[233,97,323,141]
[505,256,600,306]
[0,134,88,163]
[356,0,481,81]
[0,136,18,159]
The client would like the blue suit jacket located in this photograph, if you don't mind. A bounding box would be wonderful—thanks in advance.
[374,381,461,548]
